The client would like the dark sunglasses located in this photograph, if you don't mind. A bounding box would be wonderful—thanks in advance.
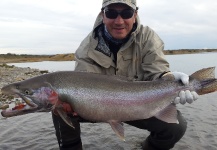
[104,9,135,19]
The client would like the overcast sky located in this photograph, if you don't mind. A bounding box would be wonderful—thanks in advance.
[0,0,217,54]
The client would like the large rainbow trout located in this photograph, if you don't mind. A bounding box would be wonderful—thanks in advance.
[1,67,217,140]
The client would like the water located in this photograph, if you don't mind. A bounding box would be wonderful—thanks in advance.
[1,53,217,150]
[8,53,217,74]
[8,61,76,72]
[166,53,217,75]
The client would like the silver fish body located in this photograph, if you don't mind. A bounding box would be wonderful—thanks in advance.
[54,73,183,122]
[1,67,217,140]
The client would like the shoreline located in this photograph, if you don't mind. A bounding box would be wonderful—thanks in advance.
[0,53,75,63]
[0,65,47,108]
[1,49,217,63]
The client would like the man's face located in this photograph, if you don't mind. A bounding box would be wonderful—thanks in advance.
[102,4,137,40]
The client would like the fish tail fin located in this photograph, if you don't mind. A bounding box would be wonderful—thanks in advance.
[190,67,215,80]
[190,67,217,95]
[197,79,217,95]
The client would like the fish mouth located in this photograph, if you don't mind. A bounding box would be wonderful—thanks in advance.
[1,93,39,118]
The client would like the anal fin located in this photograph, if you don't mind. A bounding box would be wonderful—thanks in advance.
[155,104,179,124]
[108,120,125,141]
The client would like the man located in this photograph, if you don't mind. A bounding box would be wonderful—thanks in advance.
[52,0,198,149]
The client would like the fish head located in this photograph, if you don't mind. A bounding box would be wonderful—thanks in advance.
[1,78,58,117]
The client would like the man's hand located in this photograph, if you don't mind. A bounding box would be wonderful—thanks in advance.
[163,71,199,104]
[174,90,199,104]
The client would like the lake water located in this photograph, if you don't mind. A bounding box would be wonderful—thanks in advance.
[166,53,217,75]
[8,53,217,75]
[2,52,217,150]
[8,61,76,72]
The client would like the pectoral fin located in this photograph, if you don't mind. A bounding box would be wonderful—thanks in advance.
[56,107,75,128]
[154,104,178,124]
[108,120,125,141]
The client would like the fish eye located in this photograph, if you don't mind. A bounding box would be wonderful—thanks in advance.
[24,90,31,95]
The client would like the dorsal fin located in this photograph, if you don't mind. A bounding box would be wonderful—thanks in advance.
[190,67,215,80]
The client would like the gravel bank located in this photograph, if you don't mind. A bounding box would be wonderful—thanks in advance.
[0,64,48,109]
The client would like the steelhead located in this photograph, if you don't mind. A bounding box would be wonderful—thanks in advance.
[1,67,217,140]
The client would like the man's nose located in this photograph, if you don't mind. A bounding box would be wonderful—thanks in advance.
[114,15,124,24]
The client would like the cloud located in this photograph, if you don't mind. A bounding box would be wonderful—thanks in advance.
[137,0,217,49]
[0,0,103,54]
[0,0,217,54]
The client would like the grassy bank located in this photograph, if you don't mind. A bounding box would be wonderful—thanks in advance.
[164,49,217,55]
[1,49,217,63]
[0,53,75,63]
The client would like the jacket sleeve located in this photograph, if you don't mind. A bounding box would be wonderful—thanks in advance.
[141,27,170,81]
[74,34,103,74]
[74,54,103,73]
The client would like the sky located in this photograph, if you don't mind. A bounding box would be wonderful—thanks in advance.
[0,0,217,55]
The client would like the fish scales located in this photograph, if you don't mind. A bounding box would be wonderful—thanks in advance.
[37,72,185,121]
[1,67,217,140]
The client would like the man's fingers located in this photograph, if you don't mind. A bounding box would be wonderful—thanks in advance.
[179,90,186,104]
[172,72,189,85]
[191,91,199,101]
[174,97,180,104]
[185,90,193,104]
[176,90,199,105]
[181,75,189,85]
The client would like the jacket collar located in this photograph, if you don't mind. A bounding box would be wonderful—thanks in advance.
[88,47,115,68]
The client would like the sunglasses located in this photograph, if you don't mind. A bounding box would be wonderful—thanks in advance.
[104,9,135,19]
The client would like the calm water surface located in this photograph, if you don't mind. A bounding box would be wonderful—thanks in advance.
[166,53,217,74]
[8,61,75,72]
[8,53,217,74]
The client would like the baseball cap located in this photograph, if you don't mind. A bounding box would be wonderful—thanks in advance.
[102,0,137,10]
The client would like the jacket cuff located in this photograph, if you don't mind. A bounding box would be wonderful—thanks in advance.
[159,71,170,78]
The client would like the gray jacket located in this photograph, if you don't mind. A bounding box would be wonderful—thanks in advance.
[74,13,170,81]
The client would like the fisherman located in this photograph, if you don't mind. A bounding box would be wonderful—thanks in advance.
[52,0,199,149]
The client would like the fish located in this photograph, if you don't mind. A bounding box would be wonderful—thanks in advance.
[1,67,217,140]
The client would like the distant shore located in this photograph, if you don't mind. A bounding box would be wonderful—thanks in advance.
[163,49,217,55]
[0,49,217,63]
[0,53,75,63]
